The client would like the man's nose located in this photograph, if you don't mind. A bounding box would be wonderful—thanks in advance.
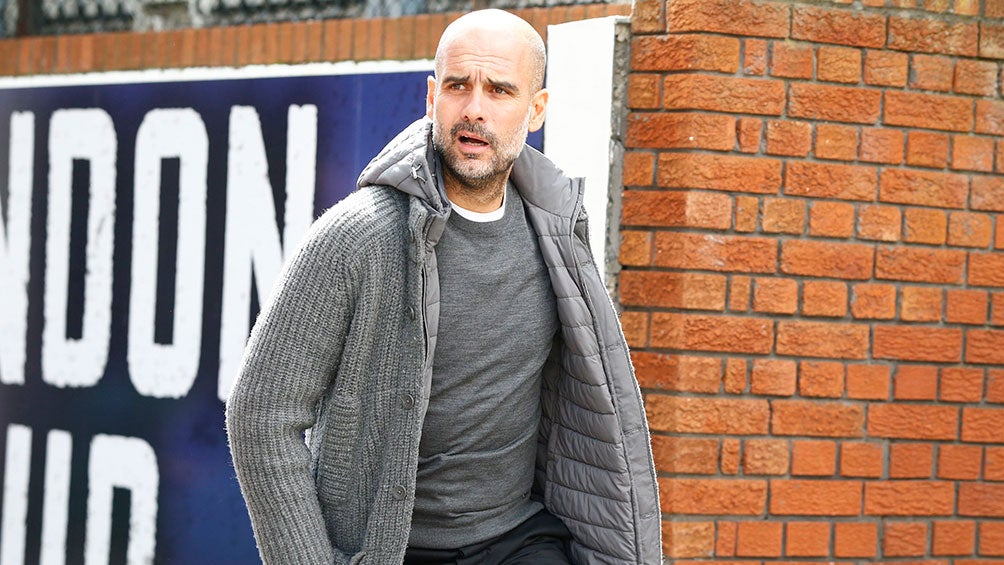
[462,90,485,122]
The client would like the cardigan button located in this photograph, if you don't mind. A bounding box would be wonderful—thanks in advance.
[392,485,408,500]
[407,306,417,320]
[401,393,416,409]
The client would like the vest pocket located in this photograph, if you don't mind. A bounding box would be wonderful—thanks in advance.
[316,394,362,504]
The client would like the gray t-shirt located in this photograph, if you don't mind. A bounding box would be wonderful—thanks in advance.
[408,185,559,548]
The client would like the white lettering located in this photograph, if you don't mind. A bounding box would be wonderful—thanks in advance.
[40,429,72,565]
[0,112,34,385]
[217,105,317,401]
[128,109,209,399]
[84,434,159,565]
[42,109,117,388]
[0,424,31,565]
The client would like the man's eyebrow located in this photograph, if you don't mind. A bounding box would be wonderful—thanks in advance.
[441,74,470,85]
[487,78,519,94]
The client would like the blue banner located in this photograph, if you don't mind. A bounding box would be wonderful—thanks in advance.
[0,65,540,563]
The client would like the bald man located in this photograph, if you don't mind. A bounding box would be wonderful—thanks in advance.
[226,10,661,565]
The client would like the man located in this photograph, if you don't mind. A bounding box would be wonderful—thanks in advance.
[226,9,660,564]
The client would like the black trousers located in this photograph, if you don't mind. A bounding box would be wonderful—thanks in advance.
[403,509,573,565]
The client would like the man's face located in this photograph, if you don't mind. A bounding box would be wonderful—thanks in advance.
[426,31,547,192]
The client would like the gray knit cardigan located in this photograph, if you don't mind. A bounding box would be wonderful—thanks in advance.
[226,118,662,564]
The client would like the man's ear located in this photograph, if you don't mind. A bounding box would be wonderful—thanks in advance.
[426,76,436,119]
[528,88,548,133]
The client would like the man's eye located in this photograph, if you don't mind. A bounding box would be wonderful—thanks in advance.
[493,86,508,95]
[449,83,466,91]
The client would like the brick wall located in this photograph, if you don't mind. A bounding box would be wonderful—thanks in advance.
[625,0,1004,560]
[0,4,630,76]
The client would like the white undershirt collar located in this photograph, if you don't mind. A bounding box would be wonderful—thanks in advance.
[451,190,506,223]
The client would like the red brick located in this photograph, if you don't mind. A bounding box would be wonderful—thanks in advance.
[884,521,928,556]
[841,442,884,478]
[666,0,790,38]
[815,123,859,161]
[664,74,786,115]
[743,438,789,475]
[894,365,939,401]
[792,5,886,47]
[959,483,1004,517]
[972,175,1004,212]
[664,521,714,558]
[650,312,773,353]
[771,400,865,438]
[653,232,777,273]
[651,435,718,475]
[631,34,740,73]
[622,270,726,311]
[900,286,943,323]
[888,15,978,56]
[875,325,963,363]
[623,151,655,187]
[970,253,1004,287]
[619,231,651,267]
[646,395,770,435]
[724,357,747,394]
[963,406,1004,443]
[846,364,890,400]
[865,49,909,86]
[770,479,863,515]
[620,311,648,348]
[631,0,665,33]
[786,161,877,201]
[879,169,969,209]
[953,0,979,15]
[762,198,805,235]
[744,38,767,75]
[766,120,812,157]
[931,521,976,556]
[736,521,783,557]
[858,205,902,241]
[980,522,1004,556]
[781,240,874,280]
[661,478,767,515]
[890,443,934,478]
[771,41,814,79]
[789,83,882,123]
[955,59,999,96]
[779,320,870,360]
[989,2,1004,18]
[869,403,959,440]
[938,444,982,480]
[904,207,948,244]
[791,440,837,476]
[799,361,844,398]
[622,190,732,228]
[953,135,996,172]
[722,438,740,473]
[628,74,660,109]
[729,275,752,312]
[911,54,955,92]
[879,245,963,285]
[818,45,863,83]
[633,352,722,392]
[948,212,993,247]
[981,21,1004,59]
[946,289,989,325]
[975,100,1004,135]
[658,153,782,193]
[808,201,856,237]
[715,521,737,556]
[885,91,974,132]
[750,359,797,397]
[907,131,950,168]
[804,280,848,317]
[860,128,904,165]
[851,283,896,319]
[786,522,830,557]
[865,481,956,515]
[753,277,798,314]
[835,522,878,558]
[994,293,1004,326]
[736,118,762,154]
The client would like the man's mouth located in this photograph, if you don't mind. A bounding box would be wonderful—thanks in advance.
[458,133,489,146]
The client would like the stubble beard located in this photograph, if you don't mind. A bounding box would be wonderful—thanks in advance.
[433,113,530,200]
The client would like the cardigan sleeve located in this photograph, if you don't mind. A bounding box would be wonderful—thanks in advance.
[225,218,358,565]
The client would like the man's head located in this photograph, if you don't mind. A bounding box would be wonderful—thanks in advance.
[426,9,549,210]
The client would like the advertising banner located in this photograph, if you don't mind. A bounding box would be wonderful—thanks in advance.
[0,62,461,563]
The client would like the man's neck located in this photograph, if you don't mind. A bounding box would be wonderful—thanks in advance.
[442,172,508,213]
